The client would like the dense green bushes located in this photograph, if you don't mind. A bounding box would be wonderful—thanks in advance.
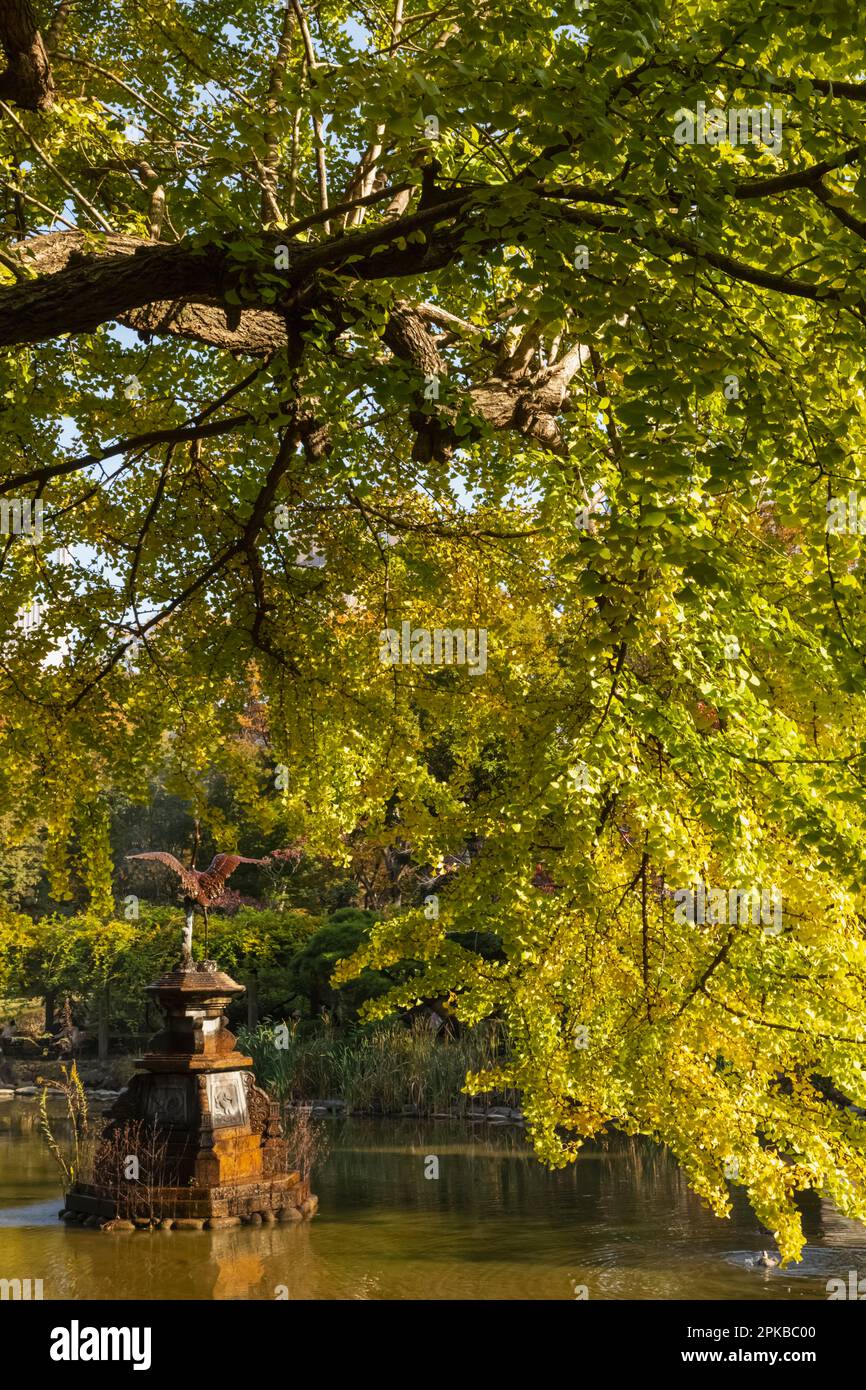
[0,908,177,1039]
[281,908,393,1021]
[0,904,321,1044]
[0,904,502,1107]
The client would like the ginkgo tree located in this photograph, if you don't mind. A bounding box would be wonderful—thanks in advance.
[2,0,866,1261]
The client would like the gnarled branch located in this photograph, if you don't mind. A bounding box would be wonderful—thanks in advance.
[0,0,54,110]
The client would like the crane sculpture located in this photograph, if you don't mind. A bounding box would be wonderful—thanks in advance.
[126,851,270,967]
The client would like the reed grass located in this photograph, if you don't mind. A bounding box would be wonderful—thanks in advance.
[237,1020,519,1115]
[38,1062,94,1187]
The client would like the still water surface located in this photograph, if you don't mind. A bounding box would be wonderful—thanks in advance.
[1,1099,864,1300]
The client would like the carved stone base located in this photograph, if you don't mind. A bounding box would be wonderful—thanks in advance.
[62,961,318,1229]
[64,1171,309,1224]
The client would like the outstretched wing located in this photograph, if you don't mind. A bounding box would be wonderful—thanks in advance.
[202,853,270,894]
[126,852,200,897]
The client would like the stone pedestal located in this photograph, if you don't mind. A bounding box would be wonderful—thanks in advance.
[63,962,314,1228]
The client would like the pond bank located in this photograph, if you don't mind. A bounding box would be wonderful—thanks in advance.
[3,1020,524,1121]
[0,1081,527,1126]
[0,1055,135,1094]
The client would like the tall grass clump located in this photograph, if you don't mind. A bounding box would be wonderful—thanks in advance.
[38,1062,96,1189]
[238,1019,518,1115]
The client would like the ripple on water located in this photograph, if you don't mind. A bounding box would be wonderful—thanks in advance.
[2,1111,866,1300]
[725,1245,866,1278]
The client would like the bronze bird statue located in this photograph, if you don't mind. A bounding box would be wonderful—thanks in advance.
[126,851,270,966]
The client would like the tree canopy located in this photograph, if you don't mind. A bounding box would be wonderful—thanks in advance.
[3,0,866,1259]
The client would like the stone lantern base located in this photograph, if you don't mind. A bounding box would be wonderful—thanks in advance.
[62,963,317,1230]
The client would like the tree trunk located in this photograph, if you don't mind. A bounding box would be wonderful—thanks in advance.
[44,990,55,1033]
[0,0,55,111]
[97,983,110,1061]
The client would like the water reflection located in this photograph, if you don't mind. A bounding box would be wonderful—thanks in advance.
[1,1100,864,1300]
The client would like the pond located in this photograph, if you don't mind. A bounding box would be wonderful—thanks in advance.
[1,1099,863,1300]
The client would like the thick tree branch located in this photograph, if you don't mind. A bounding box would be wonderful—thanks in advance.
[0,0,53,110]
[0,235,223,344]
[259,0,295,226]
[384,300,590,460]
[121,299,289,353]
[0,173,856,358]
[290,0,330,232]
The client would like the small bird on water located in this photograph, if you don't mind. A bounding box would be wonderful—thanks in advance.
[745,1250,780,1269]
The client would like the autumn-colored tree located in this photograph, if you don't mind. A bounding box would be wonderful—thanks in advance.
[3,0,866,1258]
